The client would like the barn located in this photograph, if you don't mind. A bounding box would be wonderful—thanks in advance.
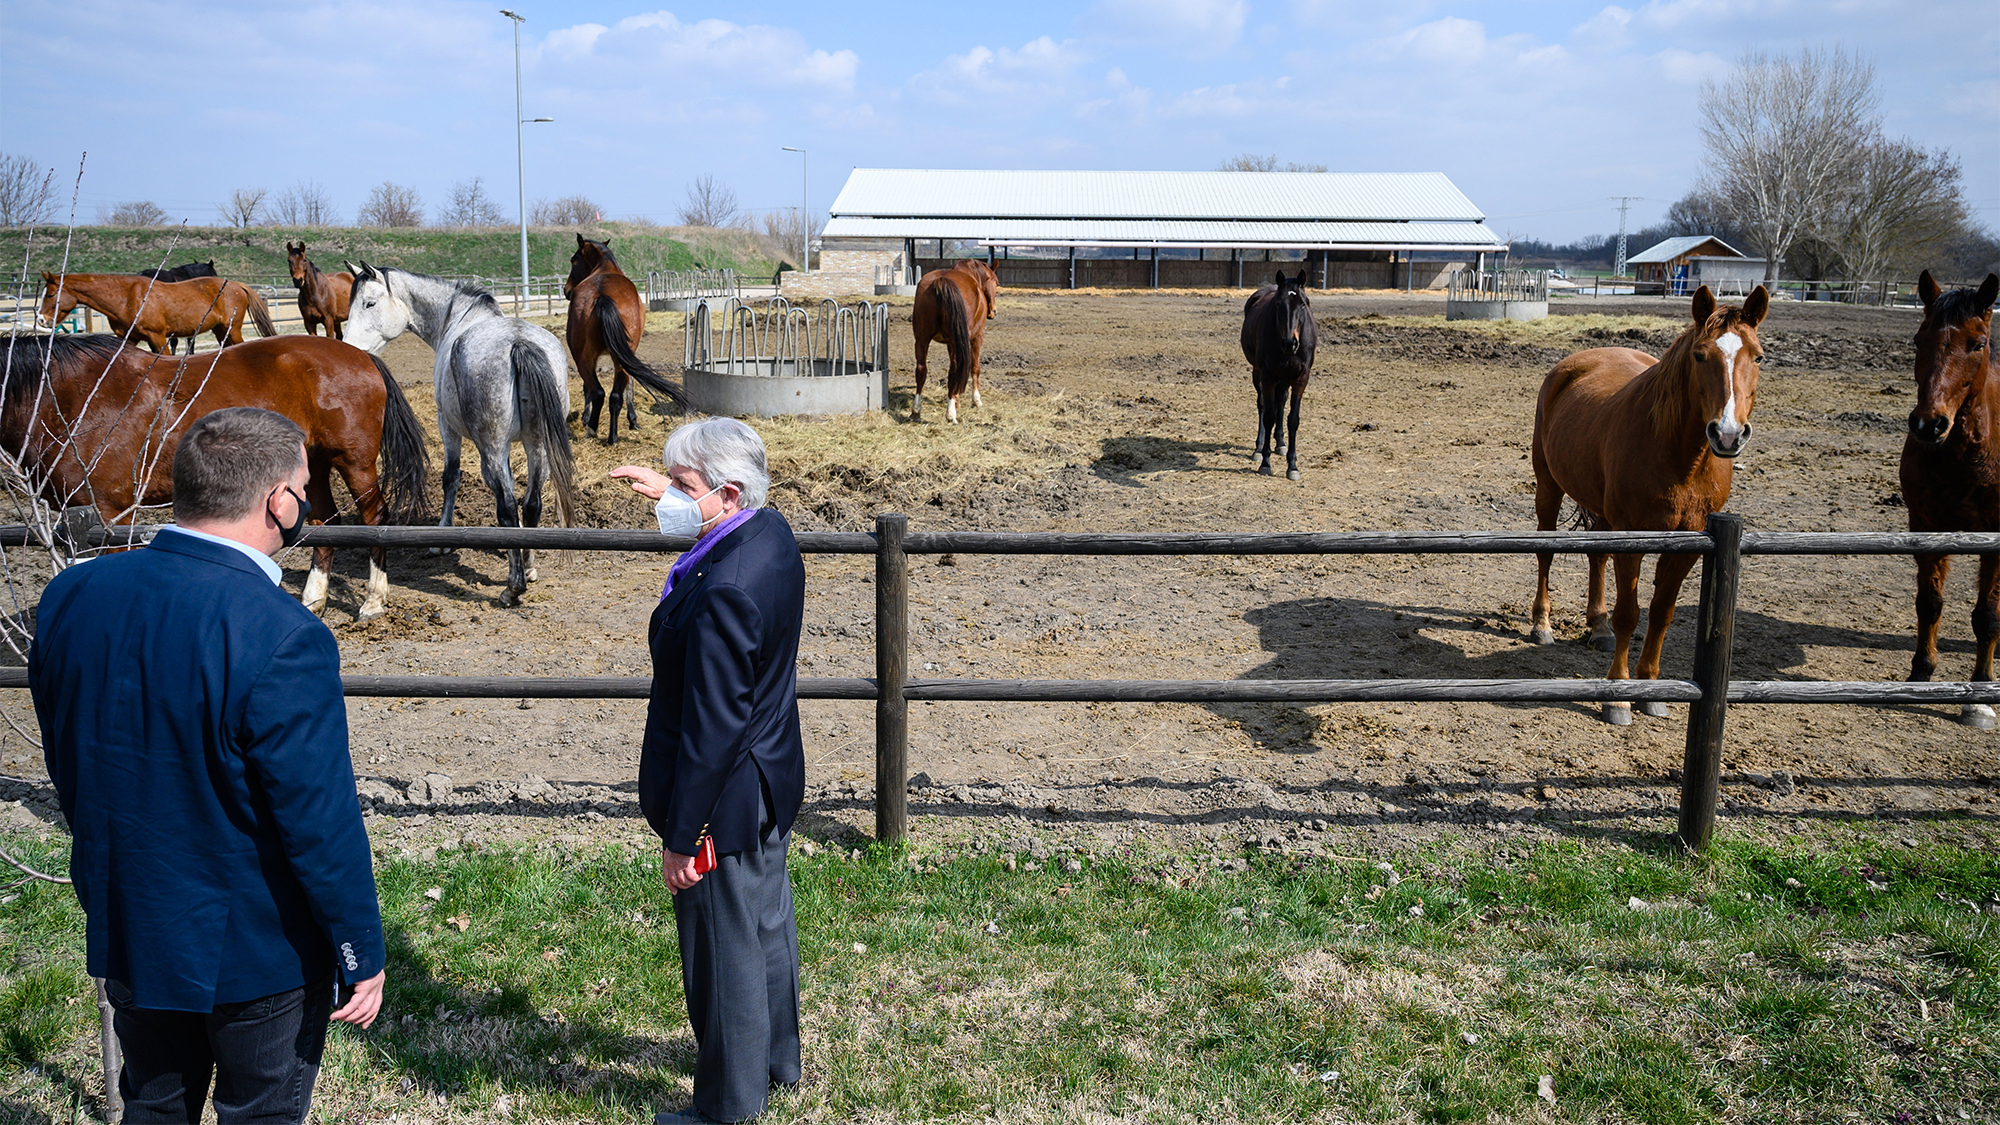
[793,169,1507,300]
[1626,236,1767,296]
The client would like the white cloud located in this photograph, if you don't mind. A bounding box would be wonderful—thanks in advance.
[1087,0,1247,54]
[1385,17,1569,69]
[910,37,1088,102]
[540,11,859,92]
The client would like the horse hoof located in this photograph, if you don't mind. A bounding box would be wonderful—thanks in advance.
[426,545,453,558]
[499,589,523,608]
[1639,701,1670,719]
[1602,702,1633,726]
[1589,634,1617,653]
[356,606,386,623]
[1257,462,1273,476]
[1960,703,1996,730]
[1529,626,1556,645]
[525,568,539,583]
[1287,469,1300,482]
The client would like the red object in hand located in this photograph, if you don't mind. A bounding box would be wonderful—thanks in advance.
[694,833,716,875]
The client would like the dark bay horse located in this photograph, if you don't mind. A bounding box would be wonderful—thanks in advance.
[1901,269,2000,728]
[1239,269,1318,480]
[562,234,688,443]
[0,333,430,620]
[911,259,998,423]
[287,242,353,340]
[1529,284,1769,724]
[39,273,276,355]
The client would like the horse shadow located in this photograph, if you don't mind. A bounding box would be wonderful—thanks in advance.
[1091,435,1240,487]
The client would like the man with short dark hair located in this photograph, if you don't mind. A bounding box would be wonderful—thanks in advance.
[31,406,384,1124]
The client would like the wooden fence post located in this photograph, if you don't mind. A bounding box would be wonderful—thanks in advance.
[874,513,909,843]
[1678,511,1743,852]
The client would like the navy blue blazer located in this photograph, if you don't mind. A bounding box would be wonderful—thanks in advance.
[30,529,383,1012]
[641,508,806,858]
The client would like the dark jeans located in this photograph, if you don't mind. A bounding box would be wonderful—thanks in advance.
[672,793,801,1122]
[106,977,332,1124]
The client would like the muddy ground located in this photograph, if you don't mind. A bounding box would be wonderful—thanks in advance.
[5,288,1996,860]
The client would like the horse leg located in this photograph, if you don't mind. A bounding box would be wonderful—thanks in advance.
[1602,553,1644,725]
[1529,474,1563,644]
[1963,553,1999,729]
[1910,552,1949,683]
[481,451,528,606]
[336,458,392,622]
[1284,377,1306,481]
[969,334,984,409]
[299,468,338,617]
[912,336,929,422]
[520,441,547,584]
[607,365,626,446]
[581,355,606,440]
[431,429,464,559]
[1251,375,1272,474]
[1585,553,1616,651]
[1634,551,1698,717]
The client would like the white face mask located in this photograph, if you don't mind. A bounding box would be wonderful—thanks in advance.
[655,481,721,536]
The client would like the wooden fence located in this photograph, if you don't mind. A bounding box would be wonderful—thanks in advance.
[8,513,2000,851]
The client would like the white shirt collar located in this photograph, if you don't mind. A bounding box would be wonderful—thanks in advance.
[158,526,283,585]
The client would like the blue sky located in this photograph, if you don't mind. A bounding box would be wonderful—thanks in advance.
[3,0,1994,245]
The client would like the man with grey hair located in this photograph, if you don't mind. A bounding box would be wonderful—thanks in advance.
[612,416,804,1124]
[32,407,384,1124]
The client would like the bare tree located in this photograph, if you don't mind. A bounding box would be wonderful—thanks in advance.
[0,152,58,226]
[440,177,506,227]
[759,207,824,267]
[1216,154,1328,172]
[108,201,168,226]
[273,180,336,226]
[1825,139,1968,283]
[678,175,739,228]
[1698,47,1880,281]
[219,187,268,229]
[357,182,423,228]
[530,194,602,227]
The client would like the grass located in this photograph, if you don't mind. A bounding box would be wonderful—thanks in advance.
[2,824,1996,1123]
[0,222,782,285]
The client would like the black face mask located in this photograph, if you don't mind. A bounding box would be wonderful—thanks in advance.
[277,485,309,549]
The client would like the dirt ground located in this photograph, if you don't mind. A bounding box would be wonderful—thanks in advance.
[5,287,1997,859]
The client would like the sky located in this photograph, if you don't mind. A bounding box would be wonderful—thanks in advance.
[2,0,1994,246]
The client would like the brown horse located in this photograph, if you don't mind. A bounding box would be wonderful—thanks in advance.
[286,242,352,340]
[563,234,688,442]
[1901,270,2000,728]
[38,273,276,355]
[1529,284,1770,724]
[0,333,430,621]
[1239,269,1318,480]
[911,258,998,423]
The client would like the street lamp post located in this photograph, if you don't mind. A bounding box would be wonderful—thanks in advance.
[500,10,553,311]
[782,146,807,275]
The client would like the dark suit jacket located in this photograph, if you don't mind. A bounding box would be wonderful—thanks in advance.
[30,528,383,1012]
[641,508,806,857]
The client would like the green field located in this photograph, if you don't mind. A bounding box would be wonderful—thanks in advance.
[0,223,783,284]
[3,823,1995,1123]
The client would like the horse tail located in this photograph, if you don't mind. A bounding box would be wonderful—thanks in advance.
[511,339,577,528]
[369,354,433,524]
[594,293,690,412]
[244,285,278,337]
[937,280,973,400]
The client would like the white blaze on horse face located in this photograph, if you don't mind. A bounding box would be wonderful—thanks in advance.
[1712,331,1744,441]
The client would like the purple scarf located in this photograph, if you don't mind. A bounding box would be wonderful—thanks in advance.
[662,509,758,599]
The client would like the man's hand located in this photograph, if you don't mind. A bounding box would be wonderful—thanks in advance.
[331,970,385,1029]
[662,847,703,892]
[610,465,669,501]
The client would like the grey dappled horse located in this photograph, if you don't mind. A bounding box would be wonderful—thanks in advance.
[342,263,576,606]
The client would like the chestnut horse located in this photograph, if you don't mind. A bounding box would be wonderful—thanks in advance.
[38,272,276,355]
[0,333,430,620]
[911,259,997,423]
[1530,284,1769,724]
[137,260,220,352]
[287,242,353,340]
[1901,270,2000,728]
[562,234,688,443]
[1239,269,1318,480]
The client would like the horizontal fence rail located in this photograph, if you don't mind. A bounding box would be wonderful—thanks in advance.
[6,515,1997,850]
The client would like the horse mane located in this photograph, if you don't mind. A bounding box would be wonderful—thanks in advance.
[1647,305,1755,440]
[1930,284,1992,328]
[585,238,616,267]
[0,334,125,410]
[370,267,504,315]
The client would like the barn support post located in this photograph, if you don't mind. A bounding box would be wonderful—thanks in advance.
[1677,511,1743,852]
[1150,247,1159,289]
[1233,248,1242,289]
[874,512,909,843]
[1068,245,1076,290]
[1319,250,1328,290]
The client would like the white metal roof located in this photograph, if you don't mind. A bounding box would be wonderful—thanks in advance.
[829,169,1487,222]
[822,215,1505,251]
[1626,235,1748,264]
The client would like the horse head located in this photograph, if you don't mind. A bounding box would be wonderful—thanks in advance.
[1909,270,1999,446]
[341,262,408,355]
[1273,269,1311,356]
[286,243,309,286]
[565,234,609,299]
[954,260,999,319]
[36,272,76,326]
[1681,284,1769,458]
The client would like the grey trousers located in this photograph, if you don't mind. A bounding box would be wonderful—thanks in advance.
[672,813,801,1122]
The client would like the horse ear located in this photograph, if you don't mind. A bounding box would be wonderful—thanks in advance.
[1918,270,1941,310]
[577,233,586,247]
[1977,274,1998,314]
[1273,270,1285,287]
[1741,285,1769,328]
[1690,285,1716,324]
